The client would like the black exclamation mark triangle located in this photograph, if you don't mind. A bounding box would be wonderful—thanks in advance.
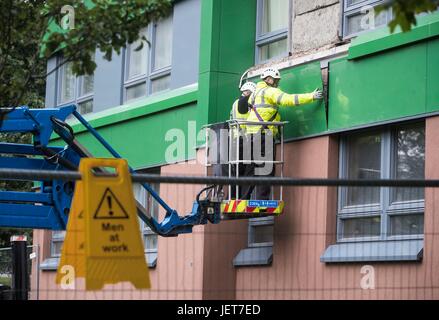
[107,196,113,216]
[93,188,129,219]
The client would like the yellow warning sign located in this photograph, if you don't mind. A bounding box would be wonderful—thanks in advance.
[56,180,86,286]
[56,158,151,291]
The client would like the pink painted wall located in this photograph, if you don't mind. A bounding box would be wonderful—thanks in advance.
[202,219,248,299]
[235,119,439,300]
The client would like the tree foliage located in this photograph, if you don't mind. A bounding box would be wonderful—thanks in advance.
[378,0,439,32]
[0,0,171,113]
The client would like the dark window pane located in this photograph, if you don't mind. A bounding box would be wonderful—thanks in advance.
[81,74,94,96]
[342,217,381,239]
[126,82,147,102]
[60,62,75,103]
[346,132,381,206]
[151,75,171,94]
[51,231,66,257]
[153,15,173,70]
[135,181,160,253]
[390,214,424,236]
[78,100,93,115]
[251,224,274,244]
[259,38,288,61]
[143,234,158,251]
[392,124,425,202]
[127,29,149,79]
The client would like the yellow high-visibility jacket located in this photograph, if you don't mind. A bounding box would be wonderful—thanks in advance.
[230,98,250,137]
[246,81,315,135]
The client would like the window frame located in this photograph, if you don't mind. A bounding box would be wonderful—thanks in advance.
[57,56,95,115]
[50,230,66,258]
[341,0,393,39]
[134,168,161,267]
[248,216,274,248]
[137,183,160,255]
[255,0,292,64]
[337,122,425,243]
[124,14,173,103]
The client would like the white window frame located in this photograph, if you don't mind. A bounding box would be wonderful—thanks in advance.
[337,122,425,243]
[255,0,292,64]
[342,0,394,39]
[134,168,161,267]
[137,184,160,255]
[57,56,94,115]
[50,230,66,258]
[124,14,173,102]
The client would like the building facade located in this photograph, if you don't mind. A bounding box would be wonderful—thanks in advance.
[33,0,439,299]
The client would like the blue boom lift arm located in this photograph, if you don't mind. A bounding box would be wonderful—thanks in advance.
[0,105,221,236]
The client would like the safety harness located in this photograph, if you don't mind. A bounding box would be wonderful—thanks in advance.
[250,87,279,132]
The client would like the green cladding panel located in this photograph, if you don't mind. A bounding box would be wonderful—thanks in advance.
[198,0,257,126]
[276,62,327,139]
[427,38,439,113]
[71,103,198,169]
[328,42,428,131]
[50,85,199,169]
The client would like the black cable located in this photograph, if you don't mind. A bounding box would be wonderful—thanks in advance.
[196,185,216,203]
[0,168,439,187]
[35,145,78,171]
[50,116,75,144]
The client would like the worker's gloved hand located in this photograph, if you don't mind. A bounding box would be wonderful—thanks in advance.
[312,88,323,100]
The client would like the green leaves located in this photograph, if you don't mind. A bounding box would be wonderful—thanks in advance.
[377,0,439,33]
[0,0,172,110]
[41,0,172,76]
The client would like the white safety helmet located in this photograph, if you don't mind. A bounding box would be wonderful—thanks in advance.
[240,82,256,93]
[260,67,281,80]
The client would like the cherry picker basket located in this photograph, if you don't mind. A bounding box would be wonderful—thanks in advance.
[205,119,288,220]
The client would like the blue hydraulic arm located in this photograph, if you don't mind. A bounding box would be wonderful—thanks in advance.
[0,105,221,236]
[69,110,220,236]
[0,106,80,230]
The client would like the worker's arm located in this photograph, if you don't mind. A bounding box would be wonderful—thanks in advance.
[268,87,316,107]
[238,94,251,114]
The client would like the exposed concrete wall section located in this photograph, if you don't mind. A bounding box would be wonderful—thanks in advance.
[292,0,341,56]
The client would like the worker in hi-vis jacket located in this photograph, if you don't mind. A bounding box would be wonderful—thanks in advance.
[240,67,324,200]
[229,82,256,199]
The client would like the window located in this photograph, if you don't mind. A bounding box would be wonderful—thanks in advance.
[58,59,94,115]
[233,216,274,266]
[338,122,425,242]
[342,0,393,38]
[133,168,160,267]
[256,0,290,63]
[124,14,173,102]
[59,62,76,103]
[248,217,274,247]
[50,230,66,257]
